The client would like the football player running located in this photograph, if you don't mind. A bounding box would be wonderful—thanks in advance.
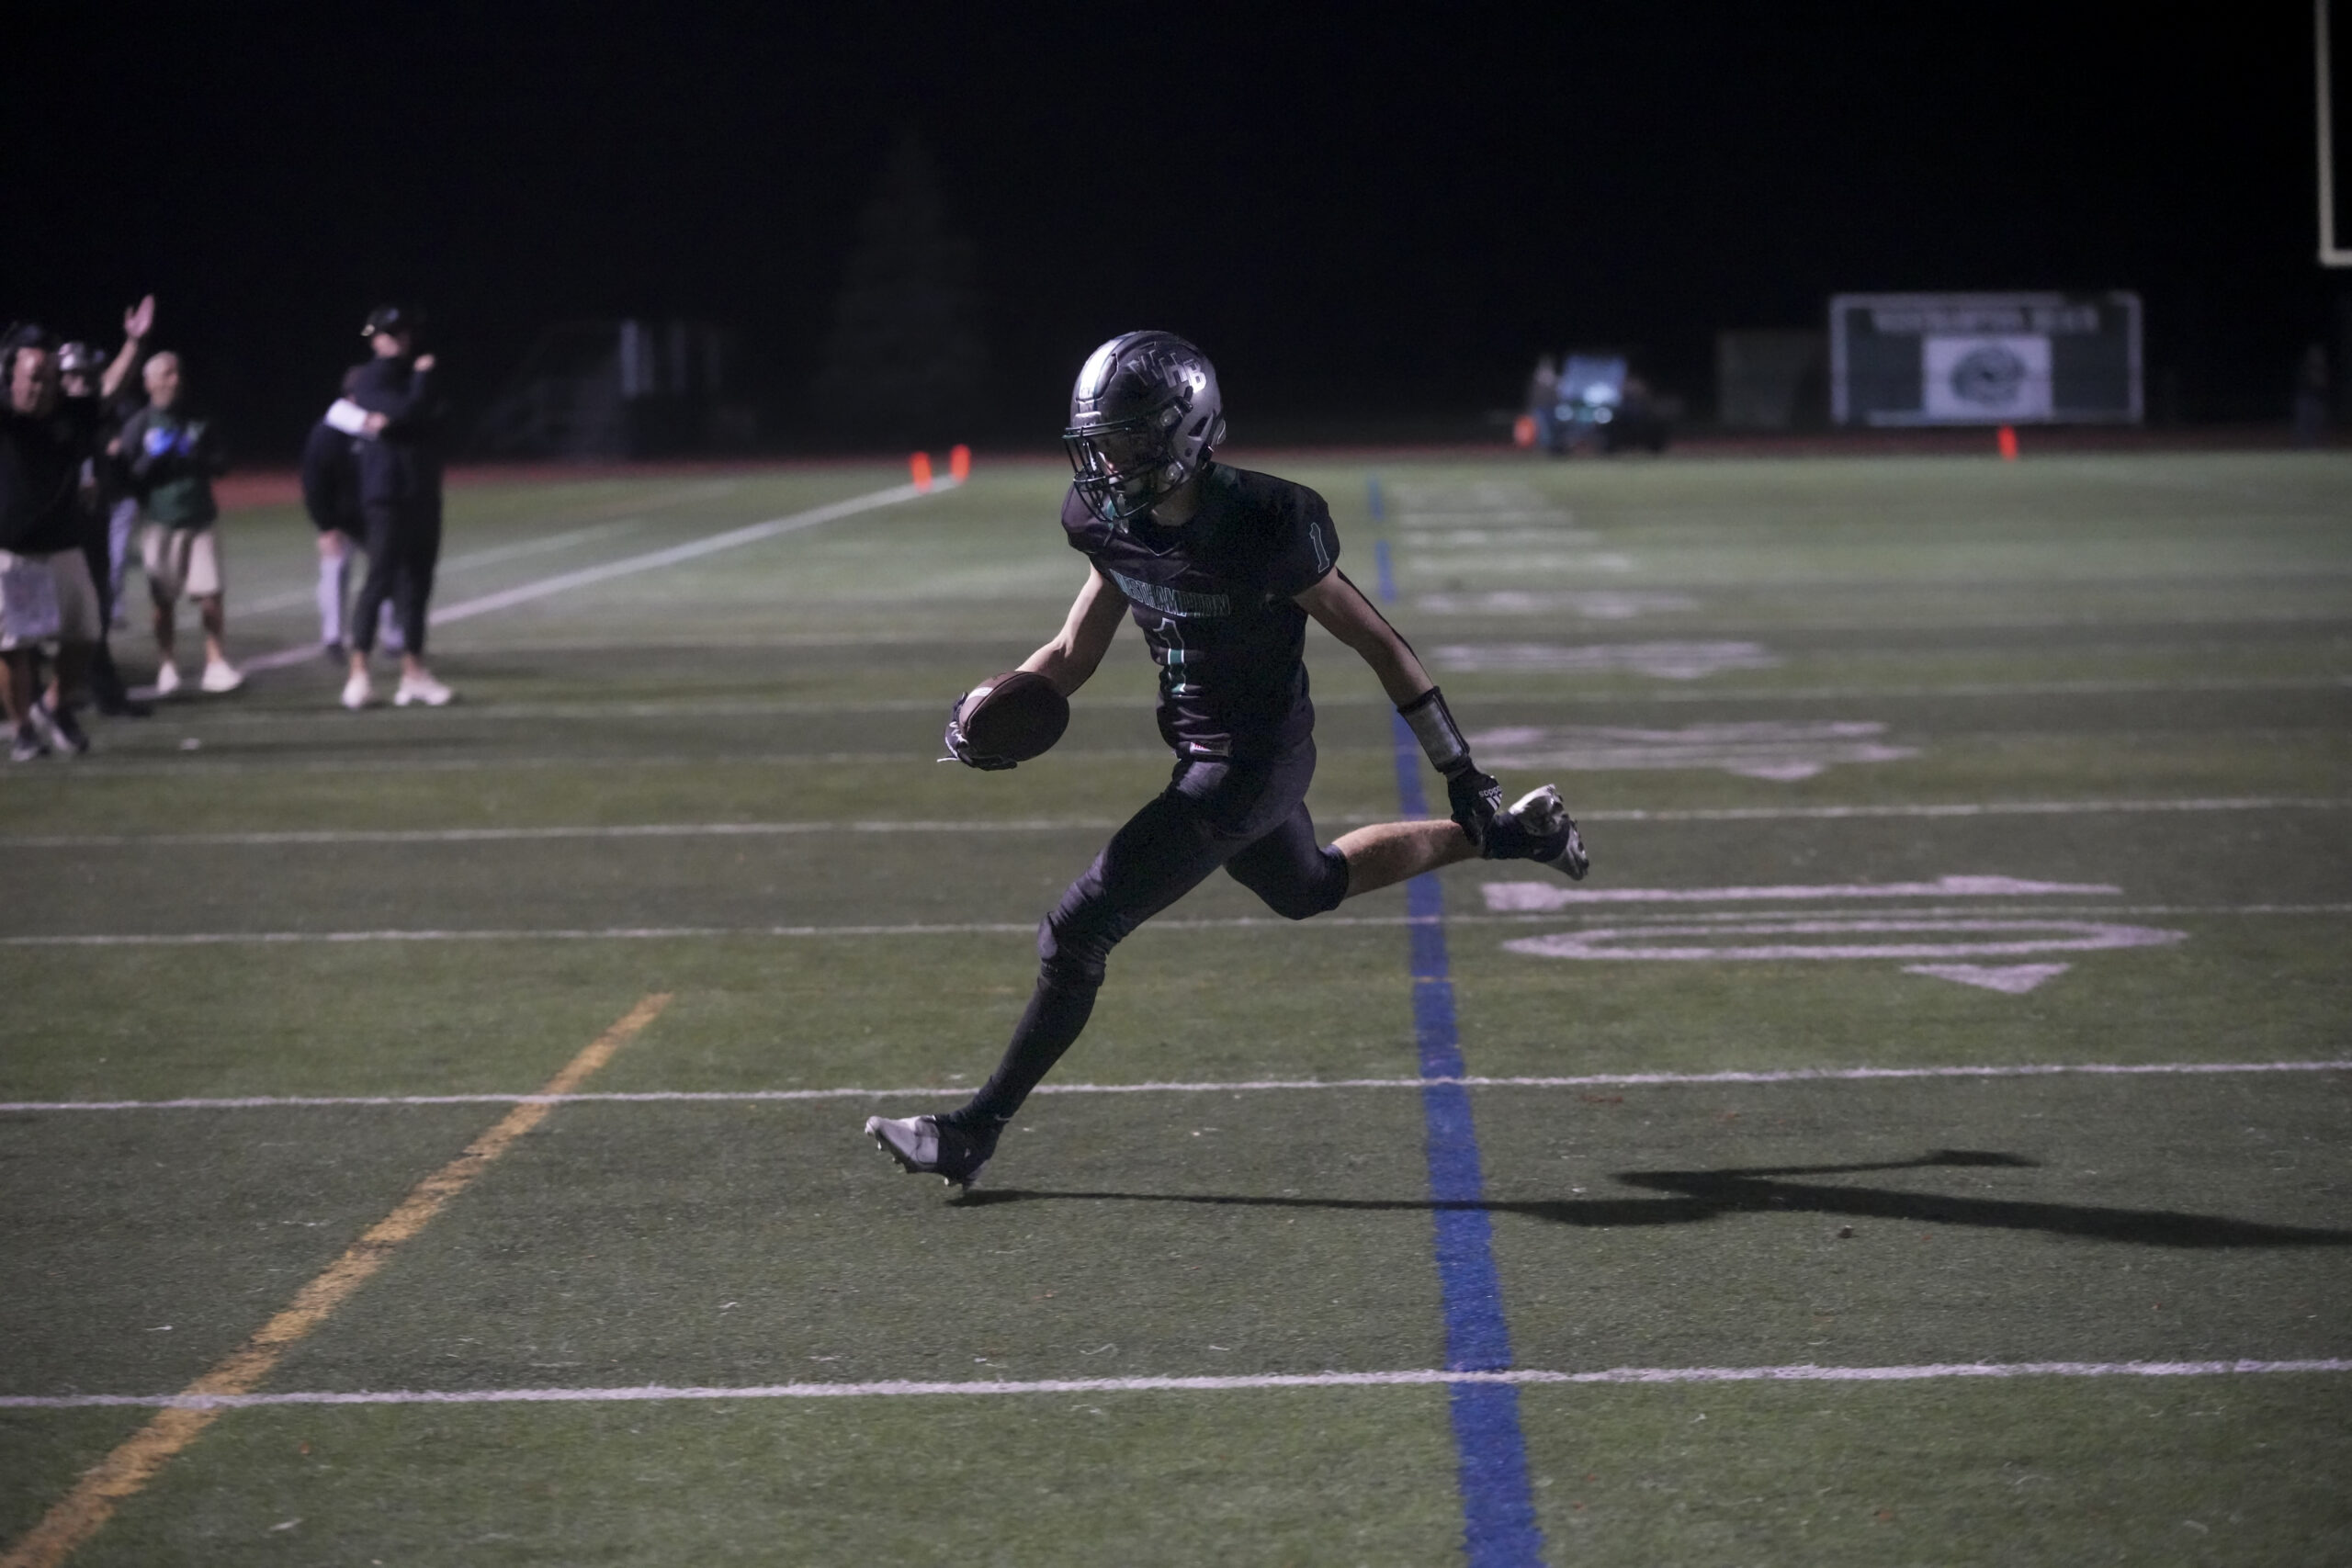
[867,332,1587,1189]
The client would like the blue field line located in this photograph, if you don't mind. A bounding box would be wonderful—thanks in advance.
[1374,536,1397,602]
[1381,558,1546,1565]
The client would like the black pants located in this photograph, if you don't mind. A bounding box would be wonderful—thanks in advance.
[962,742,1350,1122]
[350,495,442,657]
[78,528,129,707]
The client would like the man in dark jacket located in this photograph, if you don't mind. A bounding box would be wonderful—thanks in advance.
[340,305,453,708]
[57,322,153,716]
[0,327,107,759]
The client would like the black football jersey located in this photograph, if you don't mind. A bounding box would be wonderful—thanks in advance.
[1061,462,1340,759]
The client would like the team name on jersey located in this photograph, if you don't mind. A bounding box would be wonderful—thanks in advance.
[1108,570,1231,619]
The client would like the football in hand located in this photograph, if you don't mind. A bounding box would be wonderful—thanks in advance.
[956,670,1069,764]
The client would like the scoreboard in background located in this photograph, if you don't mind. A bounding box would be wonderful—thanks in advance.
[1829,292,2143,426]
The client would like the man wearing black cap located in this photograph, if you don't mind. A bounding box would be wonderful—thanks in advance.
[340,305,454,708]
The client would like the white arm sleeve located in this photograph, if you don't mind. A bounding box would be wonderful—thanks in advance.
[324,399,371,436]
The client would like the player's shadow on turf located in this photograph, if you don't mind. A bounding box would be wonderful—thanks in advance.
[974,1150,2352,1248]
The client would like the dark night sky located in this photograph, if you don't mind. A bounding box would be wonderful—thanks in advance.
[6,3,2338,452]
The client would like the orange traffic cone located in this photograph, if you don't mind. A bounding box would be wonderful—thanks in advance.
[1997,425,2018,460]
[910,452,934,491]
[949,444,971,483]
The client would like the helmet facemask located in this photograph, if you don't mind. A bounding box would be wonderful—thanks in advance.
[1062,331,1226,528]
[1064,404,1192,525]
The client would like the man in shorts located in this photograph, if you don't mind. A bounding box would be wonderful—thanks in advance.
[865,332,1589,1189]
[119,352,241,695]
[0,327,107,759]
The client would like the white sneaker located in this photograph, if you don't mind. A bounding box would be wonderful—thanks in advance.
[153,662,183,697]
[394,672,455,707]
[341,671,374,710]
[200,660,244,694]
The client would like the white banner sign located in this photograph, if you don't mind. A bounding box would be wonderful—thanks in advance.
[1922,334,2052,421]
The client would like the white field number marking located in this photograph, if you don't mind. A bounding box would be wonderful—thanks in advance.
[1501,918,2187,963]
[1903,964,2073,993]
[1438,642,1778,680]
[1470,719,1913,780]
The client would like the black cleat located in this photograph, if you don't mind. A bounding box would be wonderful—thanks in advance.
[865,1112,1001,1190]
[1479,784,1589,880]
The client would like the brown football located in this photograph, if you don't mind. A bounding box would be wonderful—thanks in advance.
[958,670,1070,762]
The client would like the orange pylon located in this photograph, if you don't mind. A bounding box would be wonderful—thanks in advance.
[1997,425,2018,460]
[910,452,934,491]
[949,444,971,483]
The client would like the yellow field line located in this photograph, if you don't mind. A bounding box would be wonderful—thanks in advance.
[0,992,673,1568]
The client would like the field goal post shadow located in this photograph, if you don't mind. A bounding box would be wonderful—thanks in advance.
[2322,0,2352,265]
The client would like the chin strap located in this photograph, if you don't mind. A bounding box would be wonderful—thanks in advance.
[1397,685,1472,775]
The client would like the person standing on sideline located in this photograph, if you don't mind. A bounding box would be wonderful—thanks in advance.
[119,352,240,695]
[0,326,108,760]
[58,299,155,716]
[341,305,452,708]
[301,372,367,657]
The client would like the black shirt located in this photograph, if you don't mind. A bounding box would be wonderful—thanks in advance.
[0,397,101,554]
[1062,462,1340,759]
[345,356,444,505]
[300,420,361,534]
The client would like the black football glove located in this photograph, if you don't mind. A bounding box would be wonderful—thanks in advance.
[1445,761,1505,848]
[943,690,1017,771]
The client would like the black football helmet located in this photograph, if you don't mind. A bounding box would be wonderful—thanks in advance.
[1061,331,1225,526]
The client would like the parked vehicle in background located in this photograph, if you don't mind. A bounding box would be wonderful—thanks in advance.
[1543,354,1671,455]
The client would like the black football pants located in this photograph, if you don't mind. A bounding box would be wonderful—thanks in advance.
[959,742,1350,1124]
[349,495,443,658]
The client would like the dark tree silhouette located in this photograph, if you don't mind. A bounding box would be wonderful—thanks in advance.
[809,130,986,447]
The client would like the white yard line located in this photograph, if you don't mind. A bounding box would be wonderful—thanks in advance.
[4,796,2341,848]
[3,1359,2344,1410]
[6,1057,2346,1113]
[1585,796,2346,823]
[78,676,2352,728]
[5,900,2348,949]
[2,820,1129,849]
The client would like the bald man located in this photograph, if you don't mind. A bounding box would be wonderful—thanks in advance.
[119,352,240,695]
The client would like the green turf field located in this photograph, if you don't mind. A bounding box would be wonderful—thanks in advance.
[3,450,2348,1565]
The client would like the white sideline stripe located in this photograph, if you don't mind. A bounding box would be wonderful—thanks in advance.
[428,480,948,625]
[6,901,2348,949]
[239,520,649,614]
[5,1359,2346,1410]
[178,484,928,685]
[7,1058,2347,1113]
[4,797,2340,848]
